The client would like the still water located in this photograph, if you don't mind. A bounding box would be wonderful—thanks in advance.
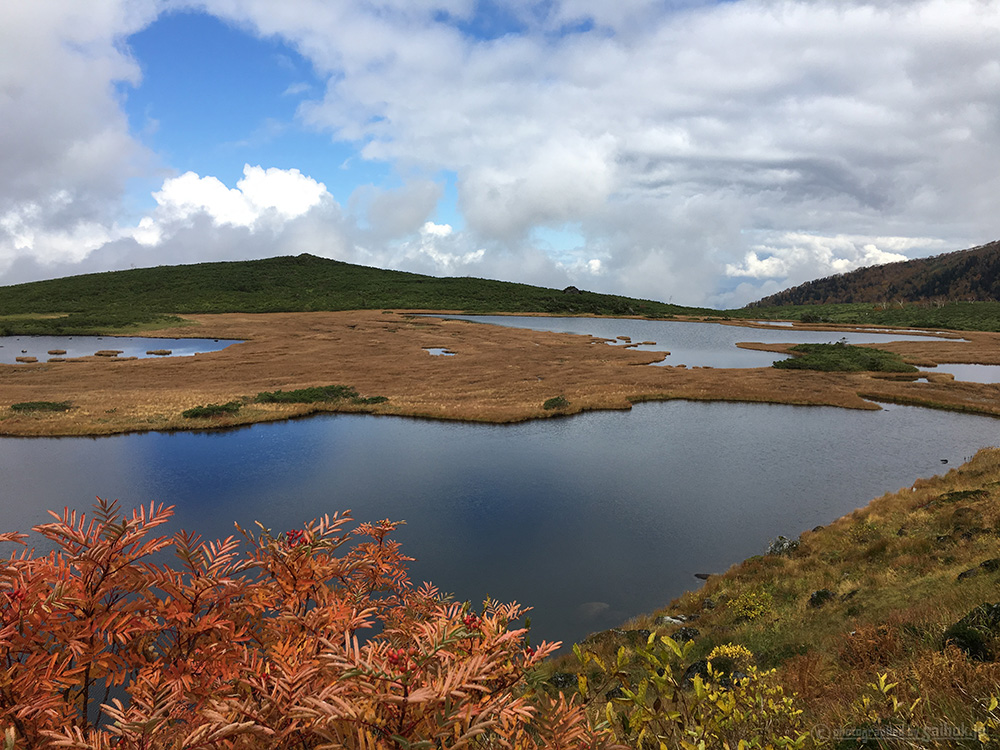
[923,363,1000,384]
[1,401,997,646]
[0,335,236,364]
[436,315,958,368]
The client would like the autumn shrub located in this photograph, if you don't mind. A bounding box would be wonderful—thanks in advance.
[0,500,610,749]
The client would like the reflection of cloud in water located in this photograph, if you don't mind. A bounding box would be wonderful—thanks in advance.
[577,601,611,620]
[4,403,1000,647]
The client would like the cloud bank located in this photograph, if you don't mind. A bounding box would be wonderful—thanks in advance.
[2,0,999,306]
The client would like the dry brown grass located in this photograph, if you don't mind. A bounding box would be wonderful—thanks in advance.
[1,311,999,436]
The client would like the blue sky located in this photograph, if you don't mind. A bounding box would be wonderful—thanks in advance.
[2,0,999,306]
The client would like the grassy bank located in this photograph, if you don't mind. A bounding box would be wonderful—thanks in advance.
[546,448,1000,746]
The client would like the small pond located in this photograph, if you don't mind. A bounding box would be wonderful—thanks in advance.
[0,336,238,364]
[432,315,954,368]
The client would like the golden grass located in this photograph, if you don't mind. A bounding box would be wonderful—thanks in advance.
[0,311,999,437]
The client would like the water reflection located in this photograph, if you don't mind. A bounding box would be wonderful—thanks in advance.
[922,364,1000,383]
[0,335,238,364]
[433,315,952,368]
[1,402,996,647]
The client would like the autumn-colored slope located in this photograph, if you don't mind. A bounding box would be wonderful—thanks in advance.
[750,239,1000,307]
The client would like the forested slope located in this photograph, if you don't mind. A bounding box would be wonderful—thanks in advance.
[749,239,1000,307]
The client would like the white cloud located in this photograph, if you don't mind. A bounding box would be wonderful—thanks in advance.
[724,233,946,282]
[196,0,1000,303]
[0,0,158,271]
[2,0,1000,306]
[148,164,328,229]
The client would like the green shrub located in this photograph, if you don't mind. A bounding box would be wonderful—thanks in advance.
[10,401,72,413]
[573,637,807,748]
[773,341,918,372]
[353,395,388,405]
[732,590,773,621]
[255,385,360,404]
[543,395,570,410]
[181,401,242,419]
[254,385,387,406]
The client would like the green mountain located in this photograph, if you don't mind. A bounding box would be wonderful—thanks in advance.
[0,254,703,335]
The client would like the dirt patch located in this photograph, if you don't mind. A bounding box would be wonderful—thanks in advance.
[1,311,998,436]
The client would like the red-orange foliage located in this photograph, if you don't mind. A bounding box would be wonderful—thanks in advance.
[0,500,611,749]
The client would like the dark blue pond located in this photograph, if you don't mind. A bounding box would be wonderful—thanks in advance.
[1,400,996,647]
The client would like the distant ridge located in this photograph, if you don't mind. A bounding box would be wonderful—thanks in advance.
[747,239,1000,307]
[0,254,700,335]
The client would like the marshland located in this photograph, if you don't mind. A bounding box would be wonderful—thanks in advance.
[3,255,1000,744]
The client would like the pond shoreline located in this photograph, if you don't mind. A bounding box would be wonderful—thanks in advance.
[1,310,999,437]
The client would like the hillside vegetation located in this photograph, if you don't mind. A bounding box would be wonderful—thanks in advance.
[547,447,1000,747]
[0,254,704,335]
[6,249,1000,336]
[744,300,1000,332]
[750,239,1000,308]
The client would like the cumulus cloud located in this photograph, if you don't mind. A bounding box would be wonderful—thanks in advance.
[149,165,328,230]
[0,0,158,270]
[3,0,1000,306]
[723,234,932,280]
[194,0,1000,304]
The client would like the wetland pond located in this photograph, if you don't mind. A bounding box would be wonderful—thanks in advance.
[433,314,958,368]
[2,400,997,647]
[1,317,997,646]
[0,335,237,364]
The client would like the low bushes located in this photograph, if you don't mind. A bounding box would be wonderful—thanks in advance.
[181,400,242,418]
[10,401,71,413]
[255,384,387,406]
[181,386,388,421]
[773,341,918,372]
[543,395,570,410]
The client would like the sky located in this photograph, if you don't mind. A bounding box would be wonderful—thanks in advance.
[2,1,999,308]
